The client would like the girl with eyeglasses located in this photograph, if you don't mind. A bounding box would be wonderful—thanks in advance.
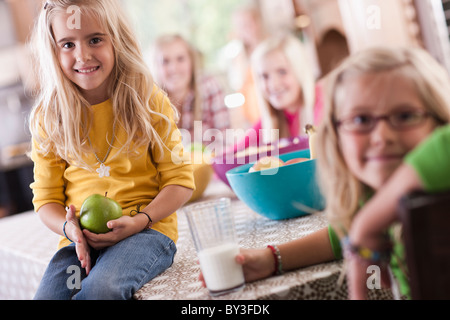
[346,121,450,300]
[201,46,450,300]
[318,46,449,299]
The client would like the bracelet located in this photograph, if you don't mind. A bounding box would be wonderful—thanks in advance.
[63,221,73,243]
[267,245,283,275]
[131,209,153,229]
[341,236,391,263]
[130,204,153,229]
[138,211,153,229]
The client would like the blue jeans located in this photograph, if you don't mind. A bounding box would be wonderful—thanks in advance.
[34,229,176,300]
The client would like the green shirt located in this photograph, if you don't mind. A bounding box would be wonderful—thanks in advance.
[405,124,450,192]
[395,124,450,298]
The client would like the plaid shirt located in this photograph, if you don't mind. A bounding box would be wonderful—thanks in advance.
[179,75,231,146]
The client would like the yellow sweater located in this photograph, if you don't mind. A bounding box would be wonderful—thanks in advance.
[31,89,194,249]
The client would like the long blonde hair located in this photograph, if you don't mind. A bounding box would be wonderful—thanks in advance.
[316,46,450,236]
[150,34,203,124]
[251,34,316,143]
[29,0,176,169]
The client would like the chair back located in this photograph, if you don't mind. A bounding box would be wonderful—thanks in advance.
[399,190,450,300]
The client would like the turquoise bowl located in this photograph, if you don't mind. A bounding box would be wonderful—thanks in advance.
[226,149,325,220]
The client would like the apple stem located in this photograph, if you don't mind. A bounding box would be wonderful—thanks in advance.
[105,192,108,198]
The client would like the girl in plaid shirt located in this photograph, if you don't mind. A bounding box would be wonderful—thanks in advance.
[151,34,231,149]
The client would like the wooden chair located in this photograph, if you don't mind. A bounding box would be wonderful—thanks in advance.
[398,190,450,300]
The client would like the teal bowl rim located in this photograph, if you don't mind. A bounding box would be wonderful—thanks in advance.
[225,149,325,220]
[226,148,312,177]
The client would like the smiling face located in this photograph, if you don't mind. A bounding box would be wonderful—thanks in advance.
[154,39,193,96]
[256,49,303,113]
[52,10,115,104]
[335,71,438,190]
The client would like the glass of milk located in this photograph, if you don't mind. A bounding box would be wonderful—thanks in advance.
[184,197,245,296]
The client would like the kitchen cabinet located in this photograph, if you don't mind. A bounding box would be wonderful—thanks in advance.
[337,0,423,52]
[259,0,450,77]
[0,82,34,216]
[0,0,36,216]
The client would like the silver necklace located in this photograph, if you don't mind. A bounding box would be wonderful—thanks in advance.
[87,122,116,178]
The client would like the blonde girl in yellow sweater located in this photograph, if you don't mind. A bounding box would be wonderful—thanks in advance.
[30,0,194,299]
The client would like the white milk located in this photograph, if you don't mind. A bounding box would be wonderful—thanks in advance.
[198,242,245,294]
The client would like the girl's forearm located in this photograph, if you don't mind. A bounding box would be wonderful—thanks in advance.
[278,227,335,271]
[37,202,67,237]
[140,185,193,222]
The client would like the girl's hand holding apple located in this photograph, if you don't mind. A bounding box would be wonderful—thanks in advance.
[65,200,151,272]
[82,214,149,250]
[78,192,151,250]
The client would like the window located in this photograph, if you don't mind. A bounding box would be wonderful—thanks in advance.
[122,0,244,71]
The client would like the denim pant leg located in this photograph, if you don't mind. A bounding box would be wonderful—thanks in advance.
[34,243,89,300]
[73,229,176,300]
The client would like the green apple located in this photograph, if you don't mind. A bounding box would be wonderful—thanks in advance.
[79,193,122,234]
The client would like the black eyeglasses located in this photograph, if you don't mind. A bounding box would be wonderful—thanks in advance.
[335,110,432,134]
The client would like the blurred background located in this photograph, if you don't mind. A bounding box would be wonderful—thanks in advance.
[1,0,450,217]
